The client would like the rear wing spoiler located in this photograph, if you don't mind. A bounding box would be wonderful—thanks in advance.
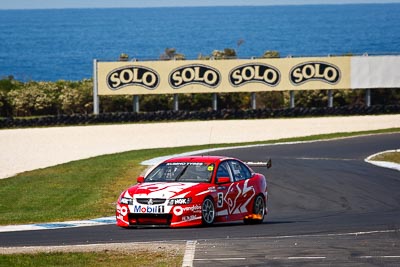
[245,159,272,169]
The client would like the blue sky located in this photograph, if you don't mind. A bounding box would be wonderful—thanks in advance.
[1,0,400,9]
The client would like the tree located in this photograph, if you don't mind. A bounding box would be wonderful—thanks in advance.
[198,48,237,60]
[262,50,280,58]
[160,48,185,60]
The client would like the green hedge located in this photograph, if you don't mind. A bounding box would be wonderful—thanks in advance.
[1,105,400,129]
[0,77,399,117]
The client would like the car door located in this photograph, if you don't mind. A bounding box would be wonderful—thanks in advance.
[215,160,255,220]
[214,161,235,219]
[226,160,255,217]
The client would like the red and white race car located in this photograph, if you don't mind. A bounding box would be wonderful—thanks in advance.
[116,155,270,228]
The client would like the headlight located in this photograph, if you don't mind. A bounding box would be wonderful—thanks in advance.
[167,198,192,206]
[119,197,133,205]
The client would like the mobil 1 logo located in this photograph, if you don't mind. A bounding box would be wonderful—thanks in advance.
[290,61,341,85]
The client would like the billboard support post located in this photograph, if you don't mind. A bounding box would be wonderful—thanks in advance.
[93,59,100,115]
[133,95,140,113]
[251,92,256,110]
[173,94,179,111]
[290,91,295,108]
[365,89,371,107]
[328,89,333,108]
[212,93,218,111]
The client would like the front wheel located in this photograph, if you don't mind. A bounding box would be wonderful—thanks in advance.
[201,197,215,226]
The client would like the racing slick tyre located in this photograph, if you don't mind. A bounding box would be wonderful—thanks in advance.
[244,194,265,224]
[201,197,216,226]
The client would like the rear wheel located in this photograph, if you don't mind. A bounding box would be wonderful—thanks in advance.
[201,197,215,226]
[244,195,265,224]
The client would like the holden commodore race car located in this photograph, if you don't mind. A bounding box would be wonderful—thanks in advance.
[116,155,270,228]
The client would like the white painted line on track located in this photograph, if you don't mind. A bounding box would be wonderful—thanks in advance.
[359,256,400,259]
[287,256,326,260]
[0,216,115,233]
[182,240,197,267]
[271,256,400,260]
[195,258,246,261]
[140,138,361,166]
[262,229,400,240]
[297,157,356,161]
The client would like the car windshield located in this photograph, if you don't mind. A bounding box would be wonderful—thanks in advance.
[146,162,214,183]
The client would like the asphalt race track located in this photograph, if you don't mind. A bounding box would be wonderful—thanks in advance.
[1,133,400,266]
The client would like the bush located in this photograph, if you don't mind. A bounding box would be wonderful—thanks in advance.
[59,80,93,114]
[0,91,11,116]
[7,81,61,116]
[1,76,399,118]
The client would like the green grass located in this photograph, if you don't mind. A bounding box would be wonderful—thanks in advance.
[0,251,183,267]
[371,151,400,164]
[0,128,399,225]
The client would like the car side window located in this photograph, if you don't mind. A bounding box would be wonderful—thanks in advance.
[228,160,251,181]
[216,161,233,182]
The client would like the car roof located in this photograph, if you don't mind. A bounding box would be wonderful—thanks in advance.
[163,155,231,164]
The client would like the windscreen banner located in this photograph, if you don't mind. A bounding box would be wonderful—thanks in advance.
[96,55,399,95]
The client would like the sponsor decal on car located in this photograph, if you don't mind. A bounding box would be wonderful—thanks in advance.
[116,204,128,216]
[173,206,183,216]
[166,162,205,166]
[169,198,191,205]
[223,179,255,214]
[182,215,200,222]
[132,205,165,214]
[183,205,202,213]
[137,183,196,199]
[173,205,202,216]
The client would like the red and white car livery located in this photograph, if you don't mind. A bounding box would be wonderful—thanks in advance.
[116,156,269,228]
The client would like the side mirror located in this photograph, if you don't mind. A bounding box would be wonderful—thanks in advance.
[217,176,230,184]
[137,176,145,183]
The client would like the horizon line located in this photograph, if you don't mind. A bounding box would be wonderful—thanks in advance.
[0,2,399,11]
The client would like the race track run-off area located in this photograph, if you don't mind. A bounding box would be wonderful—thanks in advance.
[0,117,399,267]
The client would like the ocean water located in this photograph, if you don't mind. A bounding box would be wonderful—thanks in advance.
[0,4,399,81]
